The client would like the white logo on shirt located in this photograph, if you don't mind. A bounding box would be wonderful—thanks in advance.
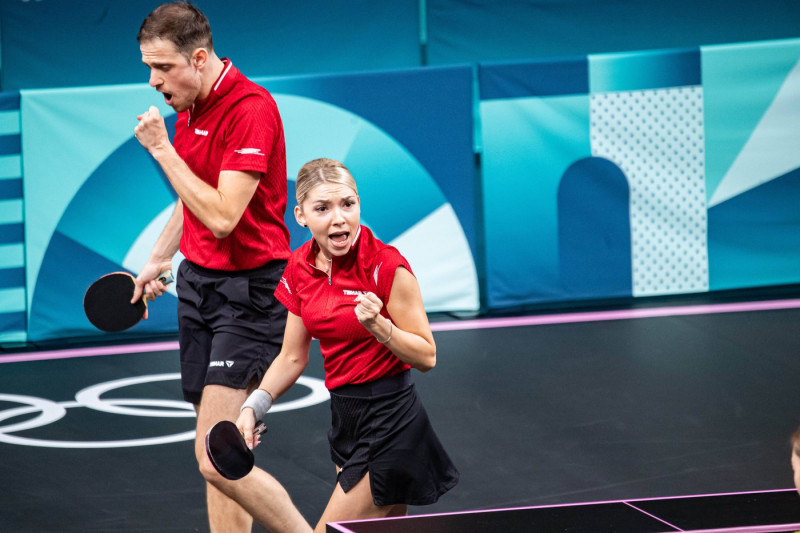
[343,289,367,301]
[373,262,382,285]
[194,128,209,136]
[280,277,292,295]
[234,148,264,156]
[209,360,235,368]
[343,290,367,296]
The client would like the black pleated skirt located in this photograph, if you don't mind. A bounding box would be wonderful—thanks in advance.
[328,371,460,506]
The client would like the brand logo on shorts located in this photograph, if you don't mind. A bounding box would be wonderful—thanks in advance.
[209,361,235,368]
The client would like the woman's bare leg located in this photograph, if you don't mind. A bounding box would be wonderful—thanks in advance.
[314,474,406,533]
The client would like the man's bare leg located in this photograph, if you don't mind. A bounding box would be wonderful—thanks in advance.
[207,465,312,533]
[196,385,311,533]
[195,384,253,533]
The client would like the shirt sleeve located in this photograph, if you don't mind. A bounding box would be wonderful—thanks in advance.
[372,246,413,306]
[274,260,301,316]
[220,94,278,174]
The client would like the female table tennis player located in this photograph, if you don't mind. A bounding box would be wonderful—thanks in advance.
[199,158,459,532]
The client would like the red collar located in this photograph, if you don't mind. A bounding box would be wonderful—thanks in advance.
[187,58,235,124]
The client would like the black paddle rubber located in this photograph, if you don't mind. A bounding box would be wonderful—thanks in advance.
[83,270,174,332]
[205,420,268,481]
[83,272,146,332]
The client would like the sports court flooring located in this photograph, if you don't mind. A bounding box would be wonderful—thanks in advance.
[2,287,800,531]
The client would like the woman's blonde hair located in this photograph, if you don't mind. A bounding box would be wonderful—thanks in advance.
[295,158,358,208]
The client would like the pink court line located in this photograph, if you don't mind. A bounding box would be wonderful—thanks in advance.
[327,488,800,533]
[0,340,180,364]
[3,298,800,365]
[684,526,800,533]
[623,501,682,531]
[429,298,800,332]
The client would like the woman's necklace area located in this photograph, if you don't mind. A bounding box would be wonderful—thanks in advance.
[319,254,333,273]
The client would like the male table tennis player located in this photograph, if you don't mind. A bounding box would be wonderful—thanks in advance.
[132,3,294,530]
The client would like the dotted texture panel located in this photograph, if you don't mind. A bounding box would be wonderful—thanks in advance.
[590,87,708,296]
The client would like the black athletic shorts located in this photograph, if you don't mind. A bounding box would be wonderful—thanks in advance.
[328,371,460,506]
[176,259,288,405]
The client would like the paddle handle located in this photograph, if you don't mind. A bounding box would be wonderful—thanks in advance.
[157,270,174,285]
[143,270,174,304]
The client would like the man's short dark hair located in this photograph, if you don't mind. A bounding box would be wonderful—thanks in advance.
[137,2,213,59]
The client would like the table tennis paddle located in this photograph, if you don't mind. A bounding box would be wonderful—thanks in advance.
[83,270,173,332]
[205,420,268,481]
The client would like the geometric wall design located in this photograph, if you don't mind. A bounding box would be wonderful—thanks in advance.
[481,40,800,309]
[591,87,708,296]
[4,37,800,342]
[0,92,25,344]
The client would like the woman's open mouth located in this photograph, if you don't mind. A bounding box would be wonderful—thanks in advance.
[329,231,349,249]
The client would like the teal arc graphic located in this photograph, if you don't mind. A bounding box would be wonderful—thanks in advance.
[28,94,467,340]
